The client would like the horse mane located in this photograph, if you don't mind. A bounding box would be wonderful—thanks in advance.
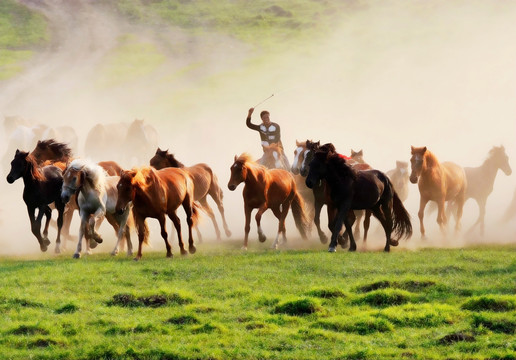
[35,139,73,161]
[327,152,357,180]
[423,150,440,167]
[165,153,184,168]
[25,153,46,181]
[236,152,254,164]
[69,158,107,193]
[131,167,157,189]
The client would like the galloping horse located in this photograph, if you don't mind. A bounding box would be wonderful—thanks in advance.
[260,143,290,170]
[386,161,410,202]
[228,153,309,250]
[306,148,412,252]
[462,145,512,235]
[149,148,231,241]
[6,150,65,253]
[115,167,199,260]
[409,146,467,238]
[61,159,133,258]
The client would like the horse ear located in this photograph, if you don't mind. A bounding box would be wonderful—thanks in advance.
[37,140,41,145]
[15,149,20,155]
[422,147,427,153]
[410,146,415,154]
[358,150,363,156]
[315,141,320,147]
[156,147,161,154]
[234,155,238,162]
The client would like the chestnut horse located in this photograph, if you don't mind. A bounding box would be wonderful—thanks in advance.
[149,148,231,241]
[306,148,412,252]
[6,150,65,253]
[228,153,309,250]
[115,167,199,260]
[409,146,467,238]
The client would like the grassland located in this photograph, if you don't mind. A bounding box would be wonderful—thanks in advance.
[0,243,515,360]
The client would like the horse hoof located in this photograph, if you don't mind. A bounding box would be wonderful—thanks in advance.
[189,246,197,254]
[241,246,248,251]
[73,253,81,259]
[43,238,51,246]
[225,230,232,237]
[258,234,267,243]
[133,257,141,261]
[328,247,337,253]
[54,247,61,254]
[40,245,48,252]
[348,246,357,252]
[110,251,118,256]
[180,249,188,256]
[166,252,174,258]
[319,233,328,244]
[384,247,390,252]
[89,240,98,249]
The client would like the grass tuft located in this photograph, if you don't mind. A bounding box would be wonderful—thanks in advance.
[315,315,393,335]
[274,298,321,316]
[307,287,347,299]
[165,314,200,325]
[462,296,516,312]
[55,303,79,314]
[108,292,193,307]
[438,332,475,345]
[8,324,49,335]
[354,289,412,308]
[471,313,516,334]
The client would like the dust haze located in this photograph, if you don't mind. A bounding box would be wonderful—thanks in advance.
[1,0,515,256]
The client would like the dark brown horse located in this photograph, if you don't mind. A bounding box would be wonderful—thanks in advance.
[150,148,231,241]
[115,167,199,260]
[6,150,65,253]
[306,148,412,252]
[228,153,309,250]
[410,146,467,238]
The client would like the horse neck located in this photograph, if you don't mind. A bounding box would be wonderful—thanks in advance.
[135,171,163,206]
[326,159,353,189]
[421,152,440,175]
[167,157,184,168]
[22,159,40,187]
[243,163,266,188]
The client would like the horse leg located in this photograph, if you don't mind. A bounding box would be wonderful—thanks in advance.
[363,210,372,242]
[436,198,448,236]
[353,210,363,240]
[270,204,289,249]
[255,204,268,243]
[159,213,174,257]
[417,197,429,239]
[42,205,52,243]
[329,204,355,252]
[454,192,466,235]
[73,212,89,258]
[105,214,121,256]
[313,192,328,244]
[182,198,197,255]
[372,202,393,252]
[27,206,47,252]
[54,203,65,254]
[208,183,232,238]
[243,204,252,250]
[199,197,220,241]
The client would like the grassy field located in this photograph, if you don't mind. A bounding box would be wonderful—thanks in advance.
[0,242,515,360]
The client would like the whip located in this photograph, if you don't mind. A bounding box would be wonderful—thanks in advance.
[253,94,274,108]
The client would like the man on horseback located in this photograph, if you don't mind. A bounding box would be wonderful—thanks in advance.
[246,107,290,169]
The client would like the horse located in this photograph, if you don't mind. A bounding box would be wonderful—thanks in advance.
[409,146,467,238]
[40,126,79,155]
[61,159,133,258]
[149,148,231,241]
[306,148,412,252]
[228,153,310,250]
[386,161,410,202]
[460,145,511,235]
[260,143,290,170]
[115,167,199,260]
[6,150,65,253]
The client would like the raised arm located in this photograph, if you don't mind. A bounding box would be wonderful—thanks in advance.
[246,107,260,131]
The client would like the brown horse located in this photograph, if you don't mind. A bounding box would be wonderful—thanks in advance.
[228,153,309,250]
[149,148,231,241]
[348,149,374,241]
[461,145,511,235]
[410,146,467,238]
[115,167,199,260]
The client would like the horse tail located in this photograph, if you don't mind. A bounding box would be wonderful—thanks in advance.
[389,183,413,243]
[291,190,310,240]
[134,217,150,245]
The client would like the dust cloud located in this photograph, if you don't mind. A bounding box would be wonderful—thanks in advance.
[0,0,515,257]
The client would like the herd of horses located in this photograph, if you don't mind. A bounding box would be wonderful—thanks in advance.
[3,127,514,259]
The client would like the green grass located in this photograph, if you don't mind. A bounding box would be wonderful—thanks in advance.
[0,244,515,359]
[0,0,48,79]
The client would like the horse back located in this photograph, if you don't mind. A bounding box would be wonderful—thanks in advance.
[442,161,467,200]
[157,167,191,205]
[185,163,213,200]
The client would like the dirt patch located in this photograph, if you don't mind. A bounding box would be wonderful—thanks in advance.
[108,293,192,307]
[438,332,475,345]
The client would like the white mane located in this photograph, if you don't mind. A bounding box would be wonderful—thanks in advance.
[69,158,107,193]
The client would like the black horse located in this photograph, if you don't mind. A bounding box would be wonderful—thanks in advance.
[6,150,66,253]
[305,148,412,252]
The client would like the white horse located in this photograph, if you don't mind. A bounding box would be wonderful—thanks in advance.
[61,159,133,258]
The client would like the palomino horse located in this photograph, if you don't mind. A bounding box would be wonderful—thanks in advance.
[228,153,309,250]
[260,143,290,170]
[149,148,231,241]
[386,161,410,202]
[461,145,511,235]
[61,159,133,258]
[306,148,412,252]
[115,167,199,260]
[6,150,65,253]
[410,146,467,238]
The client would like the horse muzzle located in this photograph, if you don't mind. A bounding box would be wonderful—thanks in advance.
[291,167,299,175]
[61,193,71,204]
[305,178,315,189]
[409,175,418,184]
[6,175,14,184]
[228,183,236,191]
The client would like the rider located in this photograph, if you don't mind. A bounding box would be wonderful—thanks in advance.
[246,107,289,168]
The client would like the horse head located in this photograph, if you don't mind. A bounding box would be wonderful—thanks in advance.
[6,149,29,184]
[228,154,250,191]
[409,146,427,184]
[115,170,137,215]
[305,150,330,189]
[150,148,170,170]
[350,149,364,164]
[491,145,512,176]
[396,161,409,176]
[61,163,85,204]
[291,140,307,175]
